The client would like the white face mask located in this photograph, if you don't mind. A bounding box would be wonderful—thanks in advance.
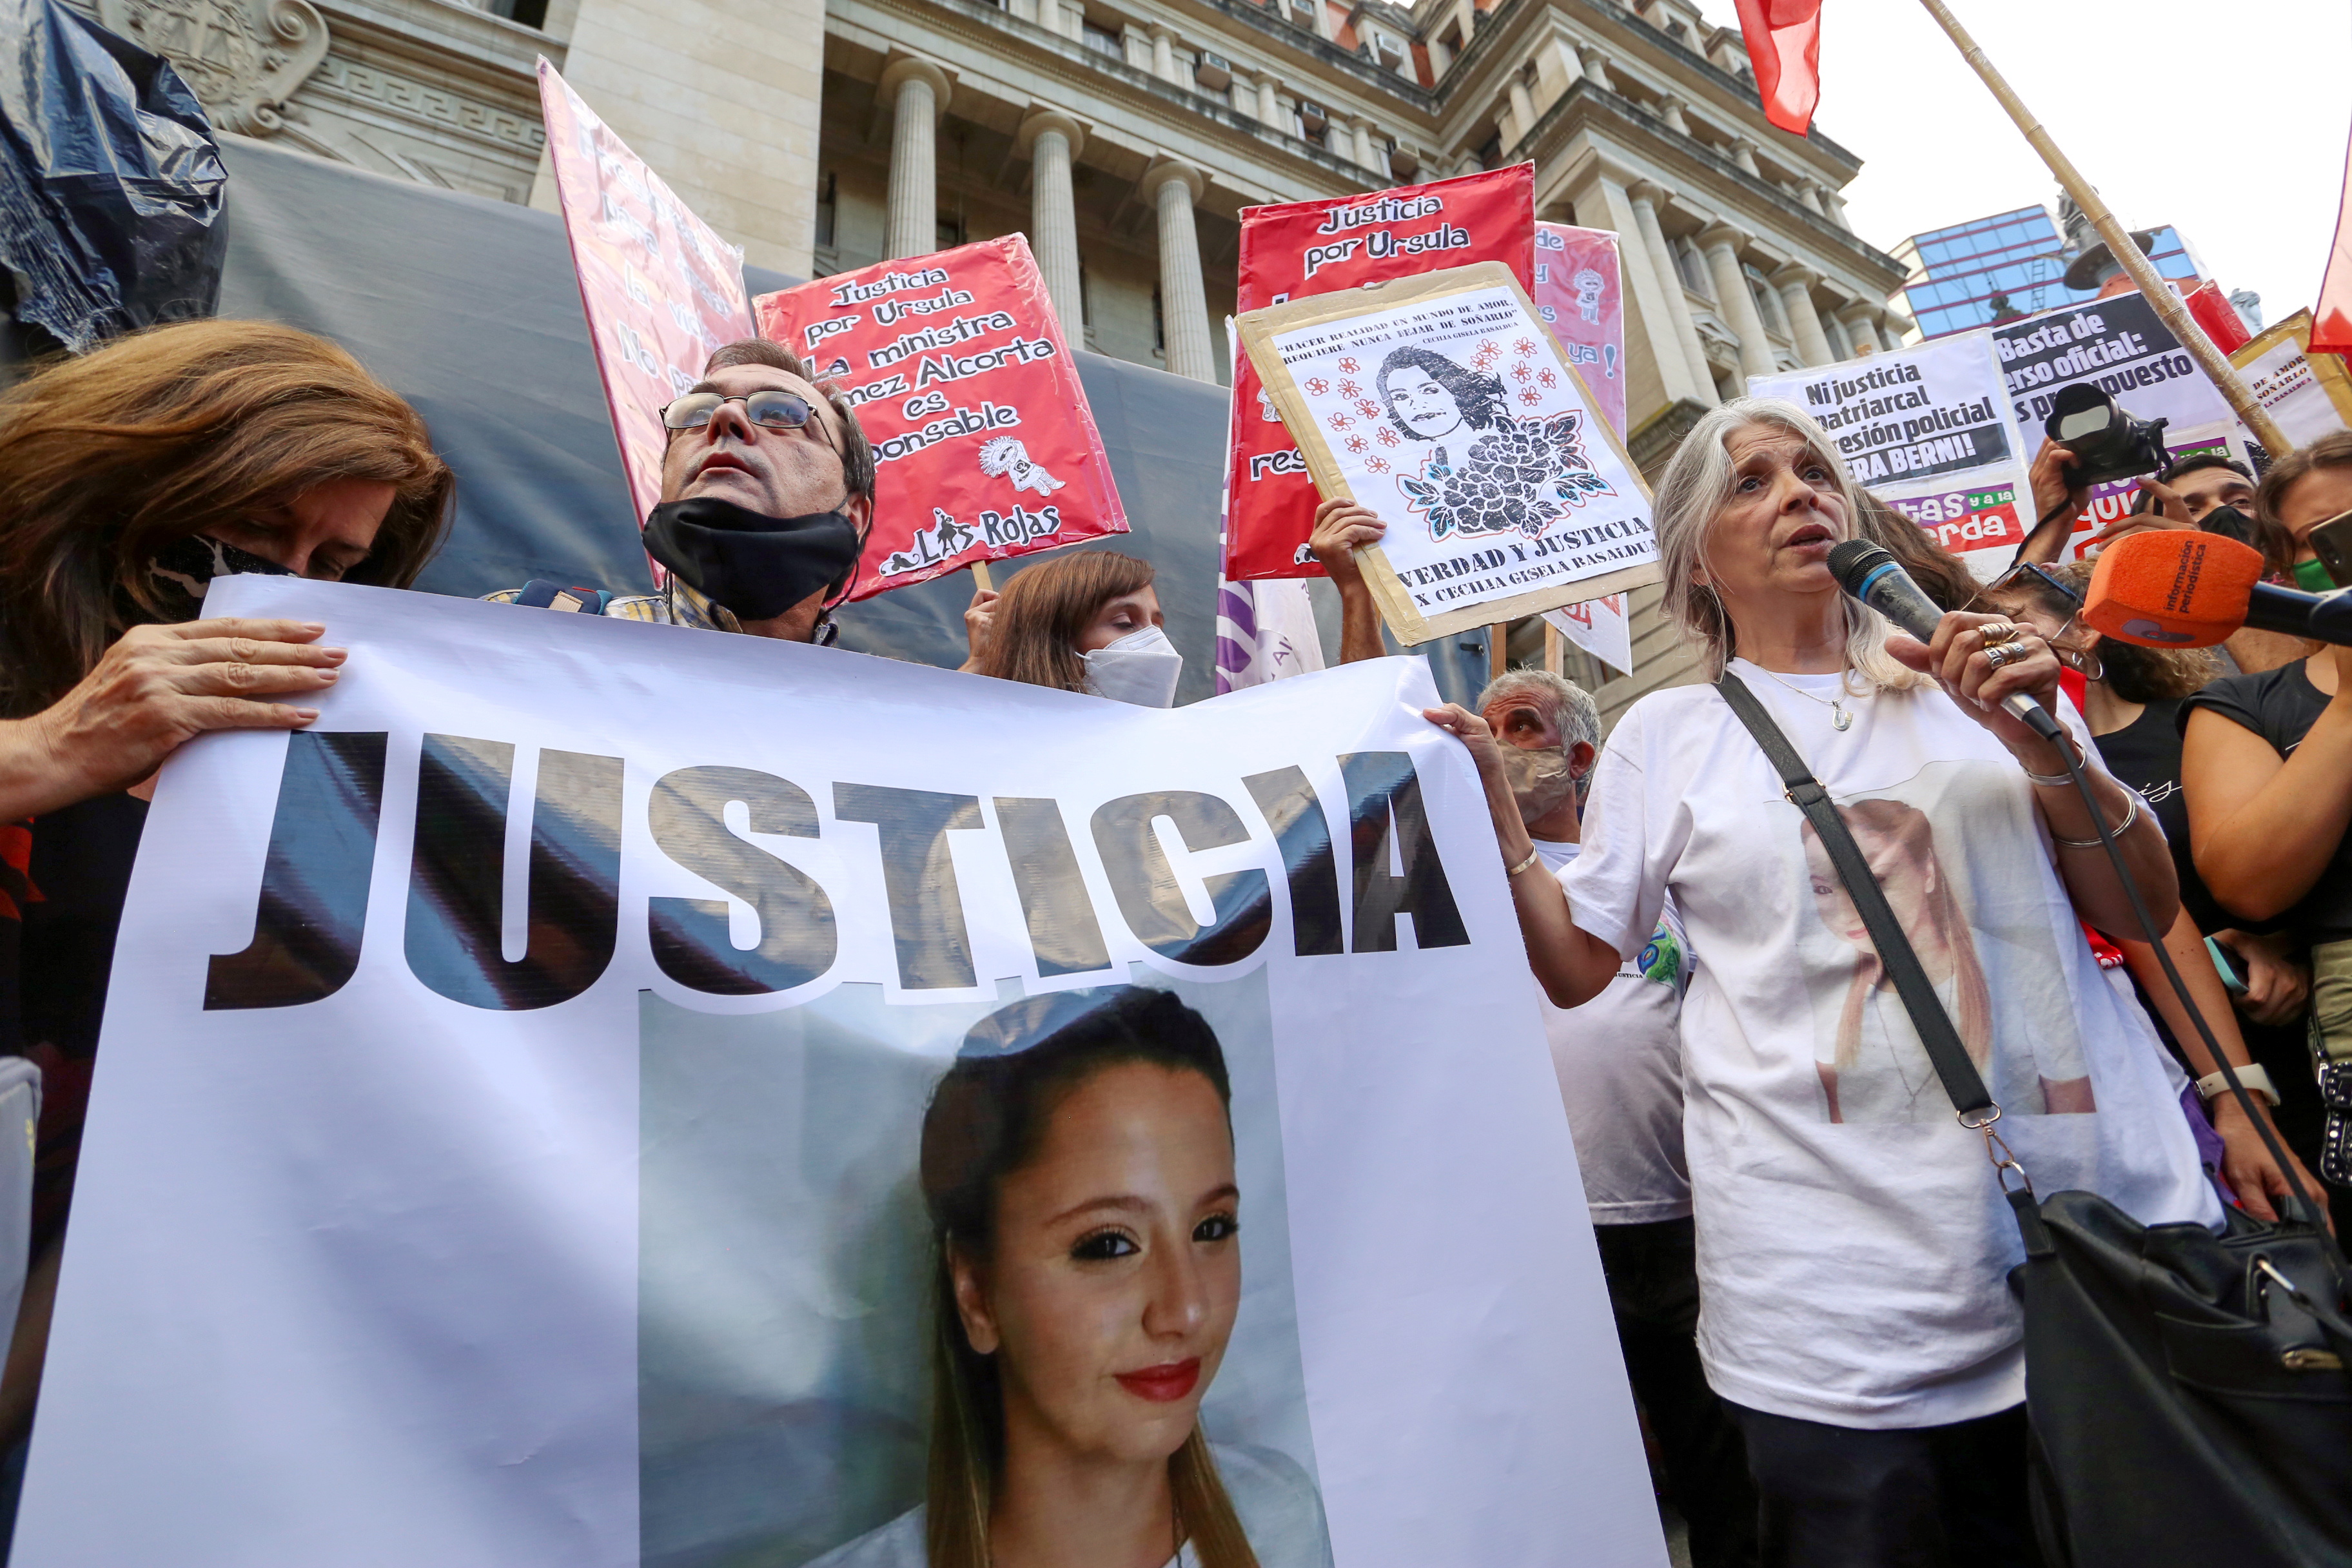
[1080,624,1184,708]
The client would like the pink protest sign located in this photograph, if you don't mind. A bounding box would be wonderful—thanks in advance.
[1533,223,1625,439]
[538,59,755,531]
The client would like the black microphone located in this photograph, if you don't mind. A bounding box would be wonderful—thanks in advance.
[1827,539,2066,742]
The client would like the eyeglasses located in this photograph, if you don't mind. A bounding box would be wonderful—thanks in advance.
[1983,560,2083,609]
[660,390,837,453]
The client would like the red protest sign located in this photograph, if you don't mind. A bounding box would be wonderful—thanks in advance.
[1224,166,1535,582]
[538,59,754,534]
[754,237,1124,598]
[1533,222,1625,439]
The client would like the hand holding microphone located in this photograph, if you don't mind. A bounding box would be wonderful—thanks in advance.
[1828,539,2069,746]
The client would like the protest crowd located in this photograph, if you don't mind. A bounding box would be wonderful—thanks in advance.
[0,3,2348,1567]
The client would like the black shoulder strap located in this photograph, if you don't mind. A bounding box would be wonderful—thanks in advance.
[1715,672,1997,1121]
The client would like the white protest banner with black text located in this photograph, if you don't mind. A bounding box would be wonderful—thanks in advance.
[14,580,1665,1568]
[1750,330,2032,573]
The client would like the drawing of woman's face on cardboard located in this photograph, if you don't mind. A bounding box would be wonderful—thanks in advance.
[1377,348,1502,443]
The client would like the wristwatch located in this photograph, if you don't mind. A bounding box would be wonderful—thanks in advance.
[2195,1064,2279,1109]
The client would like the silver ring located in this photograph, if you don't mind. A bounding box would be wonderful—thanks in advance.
[1984,641,2024,669]
[1977,622,2021,647]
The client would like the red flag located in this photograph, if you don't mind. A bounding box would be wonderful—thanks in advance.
[2314,112,2352,355]
[1733,0,1823,137]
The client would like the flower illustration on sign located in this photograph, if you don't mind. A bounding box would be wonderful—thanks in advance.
[1338,355,1360,373]
[1304,376,1331,395]
[1384,351,1617,544]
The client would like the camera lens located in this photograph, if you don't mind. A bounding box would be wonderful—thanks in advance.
[2055,407,2112,442]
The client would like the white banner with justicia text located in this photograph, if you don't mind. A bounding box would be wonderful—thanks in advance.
[14,580,1664,1568]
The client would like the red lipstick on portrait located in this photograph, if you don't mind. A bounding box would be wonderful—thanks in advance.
[1115,1358,1201,1403]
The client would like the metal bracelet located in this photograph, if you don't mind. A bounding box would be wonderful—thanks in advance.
[1505,847,1544,878]
[2050,789,2139,849]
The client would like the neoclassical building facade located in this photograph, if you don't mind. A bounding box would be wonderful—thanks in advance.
[91,0,1908,713]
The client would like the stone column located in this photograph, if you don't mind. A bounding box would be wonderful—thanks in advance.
[1796,182,1825,215]
[1257,74,1282,124]
[1883,311,1914,349]
[1836,302,1881,358]
[1699,222,1777,381]
[1352,118,1380,172]
[1505,80,1536,146]
[1583,48,1613,90]
[1819,184,1850,230]
[1656,93,1690,135]
[880,57,952,261]
[1546,37,1584,91]
[1770,262,1836,366]
[1018,110,1085,335]
[1625,181,1716,404]
[1729,136,1761,177]
[1150,25,1179,84]
[1144,161,1216,384]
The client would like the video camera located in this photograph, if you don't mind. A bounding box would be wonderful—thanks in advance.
[2044,384,2170,487]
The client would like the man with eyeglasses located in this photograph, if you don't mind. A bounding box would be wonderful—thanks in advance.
[491,340,875,642]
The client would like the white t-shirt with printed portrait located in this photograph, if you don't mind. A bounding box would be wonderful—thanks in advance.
[1560,659,2219,1430]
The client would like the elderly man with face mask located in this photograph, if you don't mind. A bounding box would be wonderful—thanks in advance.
[1476,669,1759,1568]
[493,340,874,640]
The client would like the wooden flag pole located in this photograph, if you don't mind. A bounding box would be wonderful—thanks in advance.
[1489,623,1509,681]
[1544,619,1564,678]
[1916,0,2293,455]
[970,561,994,593]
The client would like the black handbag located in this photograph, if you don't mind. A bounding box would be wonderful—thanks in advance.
[1716,672,2352,1568]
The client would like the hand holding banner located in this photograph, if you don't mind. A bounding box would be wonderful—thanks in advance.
[537,59,754,533]
[14,576,1672,1568]
[754,237,1126,598]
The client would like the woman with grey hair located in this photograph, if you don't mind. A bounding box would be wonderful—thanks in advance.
[1427,398,2220,1565]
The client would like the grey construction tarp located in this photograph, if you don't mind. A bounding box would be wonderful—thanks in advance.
[201,135,1487,704]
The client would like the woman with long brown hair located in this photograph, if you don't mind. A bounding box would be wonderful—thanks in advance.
[961,552,1182,706]
[812,988,1330,1568]
[0,318,451,1451]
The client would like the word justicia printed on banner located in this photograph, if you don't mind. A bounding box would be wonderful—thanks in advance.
[1225,166,1535,583]
[12,577,1671,1568]
[754,237,1126,596]
[537,59,754,538]
[1750,329,2032,569]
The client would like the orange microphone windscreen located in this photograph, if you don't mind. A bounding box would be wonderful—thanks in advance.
[2082,529,2266,648]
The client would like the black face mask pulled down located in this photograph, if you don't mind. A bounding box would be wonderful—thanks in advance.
[642,498,863,623]
[145,533,297,622]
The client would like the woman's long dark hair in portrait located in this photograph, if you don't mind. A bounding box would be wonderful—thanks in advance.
[0,319,453,716]
[917,986,1257,1568]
